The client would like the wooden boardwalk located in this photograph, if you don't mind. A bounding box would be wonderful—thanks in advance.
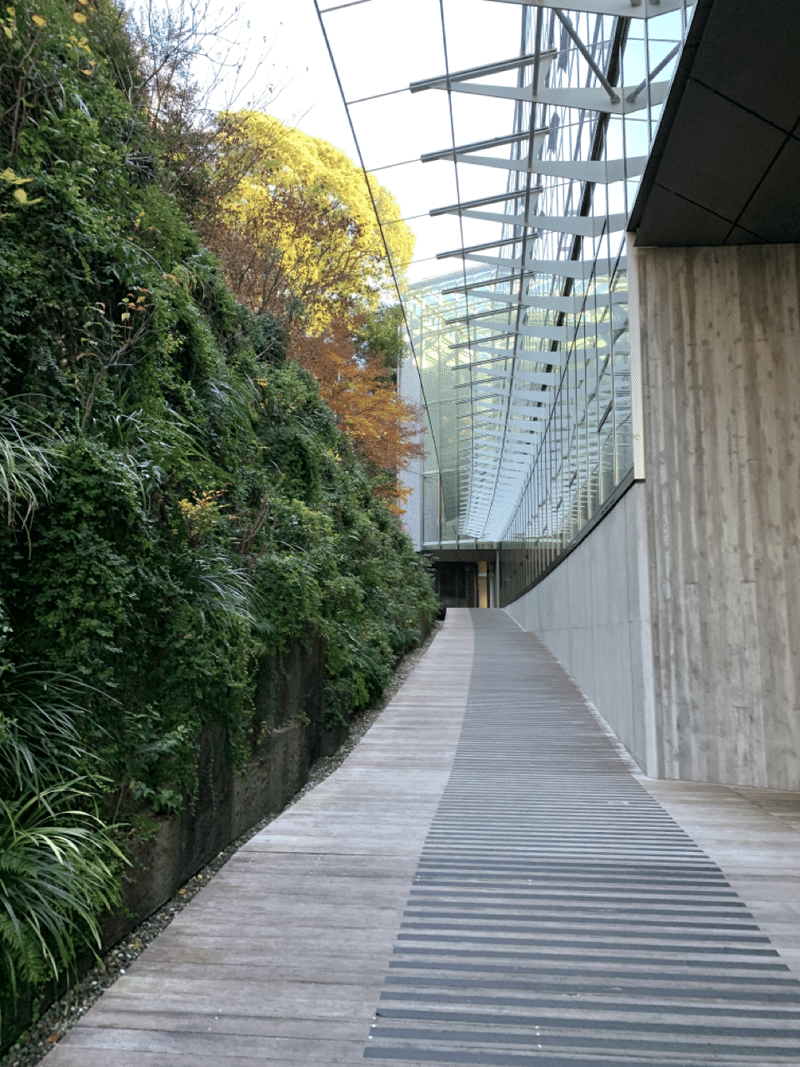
[47,610,800,1066]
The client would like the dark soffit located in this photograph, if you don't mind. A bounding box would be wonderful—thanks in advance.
[629,0,800,247]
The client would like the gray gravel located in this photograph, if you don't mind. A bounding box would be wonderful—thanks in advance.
[0,621,442,1067]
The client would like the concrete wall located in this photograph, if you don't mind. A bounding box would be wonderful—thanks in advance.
[5,636,339,1056]
[504,483,656,774]
[638,243,800,790]
[507,244,800,792]
[102,636,339,948]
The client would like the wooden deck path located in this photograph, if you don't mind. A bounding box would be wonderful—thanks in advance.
[47,609,800,1066]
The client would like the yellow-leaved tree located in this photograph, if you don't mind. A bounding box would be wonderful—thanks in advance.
[205,111,421,511]
[207,111,415,333]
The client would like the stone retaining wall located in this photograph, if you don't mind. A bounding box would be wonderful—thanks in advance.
[102,635,338,948]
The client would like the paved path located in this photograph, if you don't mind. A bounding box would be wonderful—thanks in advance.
[47,609,800,1066]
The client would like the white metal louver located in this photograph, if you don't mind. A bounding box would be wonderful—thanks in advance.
[314,0,695,550]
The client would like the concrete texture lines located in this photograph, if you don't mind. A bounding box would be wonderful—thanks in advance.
[45,609,800,1067]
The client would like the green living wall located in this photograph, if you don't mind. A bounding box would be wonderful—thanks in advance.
[0,0,436,1042]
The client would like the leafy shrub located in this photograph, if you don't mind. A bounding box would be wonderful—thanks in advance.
[0,0,437,1041]
[0,667,126,1041]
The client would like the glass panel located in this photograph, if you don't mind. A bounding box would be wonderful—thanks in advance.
[403,4,694,598]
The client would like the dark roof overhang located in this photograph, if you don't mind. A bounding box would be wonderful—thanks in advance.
[630,0,800,246]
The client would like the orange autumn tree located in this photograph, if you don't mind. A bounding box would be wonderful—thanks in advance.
[205,111,420,510]
[294,310,422,510]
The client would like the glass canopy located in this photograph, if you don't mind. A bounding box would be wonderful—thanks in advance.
[316,0,696,599]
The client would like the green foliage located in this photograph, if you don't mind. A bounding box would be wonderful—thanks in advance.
[0,786,122,1005]
[0,406,54,529]
[0,0,437,1043]
[0,0,436,772]
[356,304,406,383]
[0,666,127,1041]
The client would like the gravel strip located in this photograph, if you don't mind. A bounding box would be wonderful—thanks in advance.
[1,621,442,1067]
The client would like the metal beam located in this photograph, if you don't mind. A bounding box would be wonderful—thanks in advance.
[466,366,566,386]
[450,333,518,351]
[523,291,629,314]
[465,344,570,365]
[409,50,556,93]
[421,128,546,164]
[457,252,526,269]
[441,273,535,297]
[430,188,542,216]
[528,256,628,278]
[483,0,693,19]
[437,234,532,260]
[455,203,543,226]
[451,353,569,370]
[525,212,628,237]
[553,8,620,103]
[478,384,557,400]
[446,308,511,326]
[418,80,669,115]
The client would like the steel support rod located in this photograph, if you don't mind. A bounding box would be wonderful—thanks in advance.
[553,8,620,103]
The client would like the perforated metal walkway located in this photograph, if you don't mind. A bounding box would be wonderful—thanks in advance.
[47,609,800,1067]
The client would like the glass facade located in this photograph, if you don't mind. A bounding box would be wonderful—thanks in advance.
[406,265,499,552]
[407,1,695,604]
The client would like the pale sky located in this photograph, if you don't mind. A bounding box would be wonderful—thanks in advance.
[232,0,525,282]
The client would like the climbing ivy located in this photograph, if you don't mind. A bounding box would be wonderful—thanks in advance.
[0,0,436,1035]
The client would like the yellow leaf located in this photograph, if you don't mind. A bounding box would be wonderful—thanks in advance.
[4,169,33,190]
[32,13,45,25]
[72,10,86,22]
[12,188,27,204]
[3,24,12,36]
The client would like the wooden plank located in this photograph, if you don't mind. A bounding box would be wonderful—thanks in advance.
[46,612,800,1067]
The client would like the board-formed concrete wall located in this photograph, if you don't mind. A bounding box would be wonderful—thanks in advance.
[638,243,800,791]
[506,244,800,792]
[504,483,656,775]
[102,636,336,949]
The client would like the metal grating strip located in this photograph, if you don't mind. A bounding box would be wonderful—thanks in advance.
[365,611,800,1066]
